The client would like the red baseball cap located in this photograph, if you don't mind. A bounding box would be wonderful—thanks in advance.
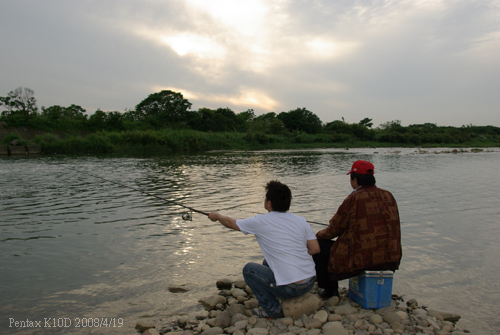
[347,160,374,175]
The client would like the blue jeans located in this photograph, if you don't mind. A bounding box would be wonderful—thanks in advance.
[242,260,316,314]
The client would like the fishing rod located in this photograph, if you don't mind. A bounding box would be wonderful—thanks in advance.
[75,169,208,218]
[73,168,328,225]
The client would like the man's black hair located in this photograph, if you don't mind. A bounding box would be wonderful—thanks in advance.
[350,172,376,186]
[265,180,292,212]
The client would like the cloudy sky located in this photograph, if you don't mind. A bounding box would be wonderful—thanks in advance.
[1,0,499,127]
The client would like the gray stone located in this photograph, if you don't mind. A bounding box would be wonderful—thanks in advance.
[328,314,343,322]
[254,319,269,329]
[325,296,340,307]
[10,139,19,146]
[227,320,249,333]
[245,298,260,309]
[135,321,155,332]
[231,314,248,326]
[426,309,444,321]
[303,317,323,329]
[200,296,215,308]
[196,311,209,320]
[333,303,357,316]
[217,279,233,289]
[231,288,248,298]
[382,312,400,325]
[234,280,247,289]
[248,328,269,335]
[282,293,323,319]
[269,326,280,335]
[313,310,328,324]
[277,317,294,326]
[201,327,224,335]
[370,314,383,324]
[214,311,231,328]
[211,295,227,309]
[306,329,322,335]
[322,322,349,335]
[227,304,246,317]
[143,329,160,335]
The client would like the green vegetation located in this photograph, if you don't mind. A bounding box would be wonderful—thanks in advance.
[1,87,499,155]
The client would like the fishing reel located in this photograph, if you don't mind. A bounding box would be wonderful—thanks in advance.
[182,212,193,221]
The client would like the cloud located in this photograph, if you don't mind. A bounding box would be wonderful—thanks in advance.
[0,0,499,126]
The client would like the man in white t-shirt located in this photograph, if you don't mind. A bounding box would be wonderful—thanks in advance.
[208,181,320,319]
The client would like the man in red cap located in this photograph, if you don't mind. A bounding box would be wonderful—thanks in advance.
[313,160,402,299]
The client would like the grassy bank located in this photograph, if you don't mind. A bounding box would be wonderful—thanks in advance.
[1,128,499,155]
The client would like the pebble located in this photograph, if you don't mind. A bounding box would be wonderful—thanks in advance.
[139,280,466,335]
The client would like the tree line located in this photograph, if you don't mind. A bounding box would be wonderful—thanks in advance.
[1,87,499,146]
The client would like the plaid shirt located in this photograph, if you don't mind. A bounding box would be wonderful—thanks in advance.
[316,185,402,275]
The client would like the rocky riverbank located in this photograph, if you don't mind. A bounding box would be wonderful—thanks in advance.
[134,279,467,335]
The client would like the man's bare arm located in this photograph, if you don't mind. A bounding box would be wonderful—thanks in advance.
[307,239,320,255]
[208,212,240,231]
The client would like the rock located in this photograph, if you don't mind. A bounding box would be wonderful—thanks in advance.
[333,303,357,316]
[227,304,246,317]
[169,286,189,293]
[219,290,232,297]
[200,296,215,308]
[328,314,343,322]
[439,311,461,323]
[322,322,349,335]
[325,296,340,307]
[370,314,383,324]
[201,327,224,335]
[10,139,19,146]
[245,298,260,309]
[234,280,247,289]
[237,296,249,303]
[227,320,249,333]
[303,317,323,329]
[375,306,395,315]
[216,279,233,290]
[254,319,269,329]
[231,313,248,326]
[282,293,323,319]
[211,295,227,309]
[406,299,418,309]
[427,309,444,321]
[231,288,248,298]
[245,285,253,295]
[382,312,401,325]
[277,317,294,326]
[143,329,160,335]
[196,311,209,320]
[413,309,427,317]
[214,311,231,328]
[306,329,322,335]
[135,321,155,332]
[248,328,269,335]
[395,311,407,320]
[313,310,328,324]
[178,317,187,328]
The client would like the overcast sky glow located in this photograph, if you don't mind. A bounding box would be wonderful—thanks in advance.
[1,0,499,127]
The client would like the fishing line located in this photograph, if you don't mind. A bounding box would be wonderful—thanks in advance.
[73,168,208,218]
[69,167,328,225]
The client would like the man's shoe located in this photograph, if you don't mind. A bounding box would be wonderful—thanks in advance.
[318,288,338,299]
[251,307,284,319]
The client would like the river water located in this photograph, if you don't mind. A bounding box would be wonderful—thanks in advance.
[1,148,499,334]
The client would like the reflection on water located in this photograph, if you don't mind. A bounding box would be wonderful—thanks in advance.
[1,148,500,334]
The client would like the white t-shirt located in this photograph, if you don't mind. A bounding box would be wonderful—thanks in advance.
[236,211,317,286]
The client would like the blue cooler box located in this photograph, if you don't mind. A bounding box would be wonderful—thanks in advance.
[348,271,393,309]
